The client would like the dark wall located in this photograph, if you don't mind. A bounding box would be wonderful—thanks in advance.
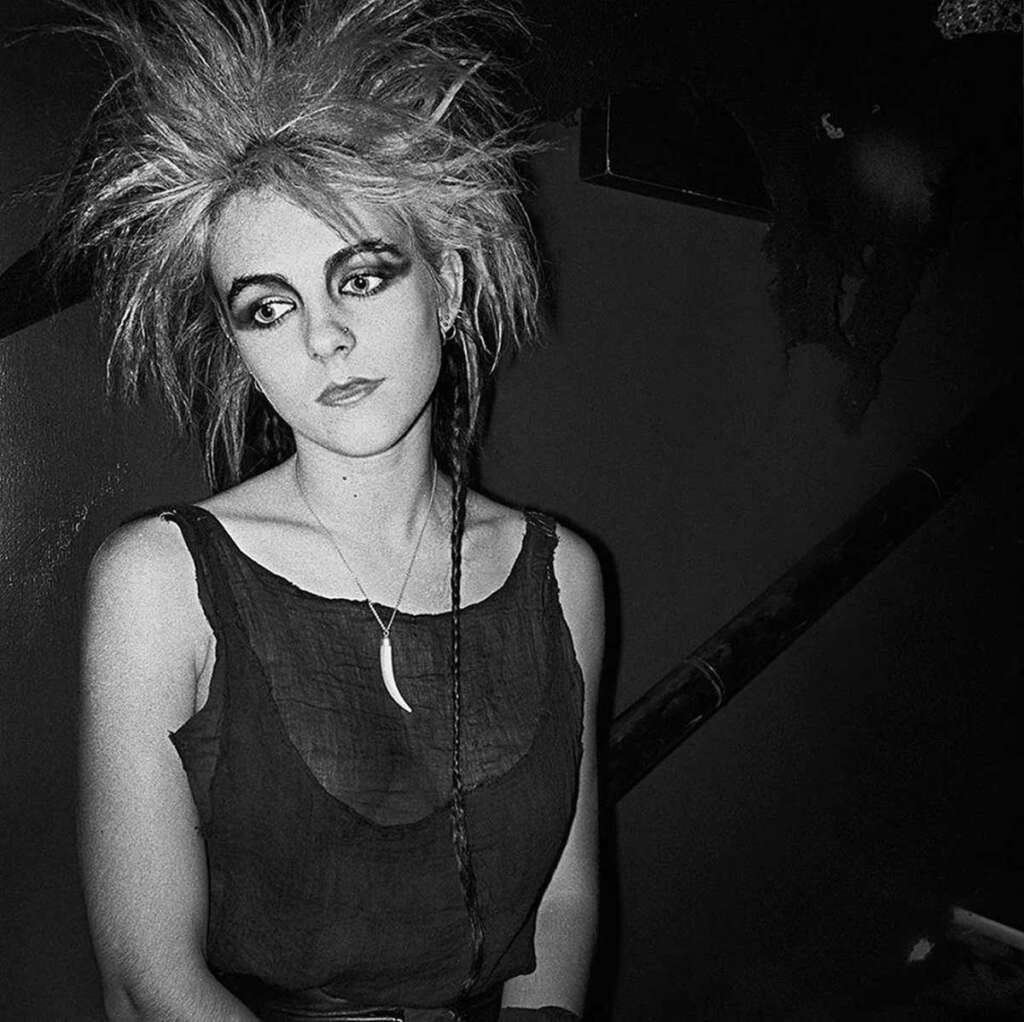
[3,12,1022,1022]
[482,123,1023,1016]
[1,11,205,1017]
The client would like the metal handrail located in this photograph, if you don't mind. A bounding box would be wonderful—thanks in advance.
[0,244,91,342]
[608,383,1020,801]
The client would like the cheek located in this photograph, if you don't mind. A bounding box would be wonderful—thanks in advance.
[234,344,272,386]
[391,296,443,375]
[237,340,304,406]
[395,332,442,405]
[420,333,444,389]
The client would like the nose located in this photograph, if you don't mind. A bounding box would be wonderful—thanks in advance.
[304,307,356,362]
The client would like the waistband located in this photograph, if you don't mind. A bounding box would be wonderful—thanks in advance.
[219,975,502,1022]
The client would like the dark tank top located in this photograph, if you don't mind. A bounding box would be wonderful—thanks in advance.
[161,505,584,1009]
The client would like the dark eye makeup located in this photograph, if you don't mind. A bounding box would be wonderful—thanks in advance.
[226,239,414,331]
[245,297,296,329]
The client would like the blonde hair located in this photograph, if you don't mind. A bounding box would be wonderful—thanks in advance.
[50,0,540,487]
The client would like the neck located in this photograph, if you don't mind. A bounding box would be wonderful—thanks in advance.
[290,443,444,546]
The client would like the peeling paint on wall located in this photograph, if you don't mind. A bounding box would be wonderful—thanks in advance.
[0,463,125,625]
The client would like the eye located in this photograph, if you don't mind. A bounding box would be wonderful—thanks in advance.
[249,298,294,328]
[340,272,386,298]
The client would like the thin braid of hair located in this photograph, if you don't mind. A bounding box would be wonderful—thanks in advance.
[447,349,486,996]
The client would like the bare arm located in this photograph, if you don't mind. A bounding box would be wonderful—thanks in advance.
[78,519,258,1022]
[501,525,603,1017]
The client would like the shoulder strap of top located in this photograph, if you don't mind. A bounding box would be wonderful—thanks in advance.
[519,509,559,607]
[523,508,557,540]
[137,504,236,641]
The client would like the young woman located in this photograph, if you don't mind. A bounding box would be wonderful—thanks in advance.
[64,2,601,1021]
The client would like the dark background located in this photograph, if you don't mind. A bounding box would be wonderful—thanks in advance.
[2,1,1022,1017]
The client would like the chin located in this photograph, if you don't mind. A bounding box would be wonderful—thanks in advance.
[298,414,431,461]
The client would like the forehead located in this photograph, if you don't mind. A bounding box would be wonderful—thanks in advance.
[207,189,408,286]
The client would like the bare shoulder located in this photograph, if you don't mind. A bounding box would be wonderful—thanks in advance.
[552,521,602,598]
[552,521,604,708]
[83,514,211,702]
[465,490,603,605]
[87,512,203,607]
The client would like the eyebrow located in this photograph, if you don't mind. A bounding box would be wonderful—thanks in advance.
[225,239,410,307]
[226,272,291,306]
[324,239,409,281]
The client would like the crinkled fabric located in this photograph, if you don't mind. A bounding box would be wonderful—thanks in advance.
[160,506,584,1010]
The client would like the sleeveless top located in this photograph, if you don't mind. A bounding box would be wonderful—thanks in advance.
[161,505,585,1008]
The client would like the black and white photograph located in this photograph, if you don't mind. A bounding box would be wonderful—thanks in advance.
[1,1,1021,1018]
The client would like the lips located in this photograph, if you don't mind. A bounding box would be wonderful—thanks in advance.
[316,378,384,407]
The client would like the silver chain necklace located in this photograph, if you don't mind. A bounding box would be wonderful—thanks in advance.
[293,459,438,714]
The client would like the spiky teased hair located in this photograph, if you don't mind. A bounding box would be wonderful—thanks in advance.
[49,0,540,487]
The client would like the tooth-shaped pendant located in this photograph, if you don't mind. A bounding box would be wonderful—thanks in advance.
[380,634,413,713]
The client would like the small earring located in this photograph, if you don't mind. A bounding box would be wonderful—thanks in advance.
[439,310,457,343]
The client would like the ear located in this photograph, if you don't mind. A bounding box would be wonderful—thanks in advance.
[437,249,464,326]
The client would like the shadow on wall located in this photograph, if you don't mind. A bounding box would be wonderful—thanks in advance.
[0,7,207,1015]
[0,302,206,1018]
[483,120,1023,1018]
